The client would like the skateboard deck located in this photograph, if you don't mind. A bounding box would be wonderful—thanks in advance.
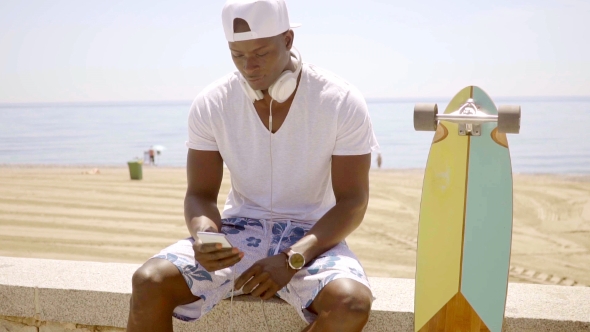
[414,86,515,332]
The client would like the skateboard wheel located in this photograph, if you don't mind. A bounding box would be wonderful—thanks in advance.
[497,105,521,134]
[414,103,438,131]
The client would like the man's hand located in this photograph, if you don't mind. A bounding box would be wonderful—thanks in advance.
[234,254,297,300]
[193,238,244,272]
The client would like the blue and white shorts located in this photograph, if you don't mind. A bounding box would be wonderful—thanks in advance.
[152,217,372,323]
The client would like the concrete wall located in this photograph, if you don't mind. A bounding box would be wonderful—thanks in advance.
[1,256,589,331]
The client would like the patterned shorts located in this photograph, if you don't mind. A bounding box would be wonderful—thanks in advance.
[152,217,372,323]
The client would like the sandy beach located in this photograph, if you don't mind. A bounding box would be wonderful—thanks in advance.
[0,166,588,287]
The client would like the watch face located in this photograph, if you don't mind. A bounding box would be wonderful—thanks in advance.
[289,252,305,269]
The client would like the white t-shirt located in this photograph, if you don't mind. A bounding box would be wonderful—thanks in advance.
[187,63,379,223]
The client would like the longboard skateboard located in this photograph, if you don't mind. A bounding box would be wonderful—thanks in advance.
[413,86,521,332]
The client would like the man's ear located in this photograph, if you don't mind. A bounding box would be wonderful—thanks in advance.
[284,30,294,49]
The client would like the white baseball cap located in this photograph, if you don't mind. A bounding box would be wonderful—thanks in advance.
[222,0,301,42]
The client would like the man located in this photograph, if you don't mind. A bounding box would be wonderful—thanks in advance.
[127,0,379,331]
[149,148,155,165]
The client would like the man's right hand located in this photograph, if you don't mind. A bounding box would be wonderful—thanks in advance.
[193,238,244,272]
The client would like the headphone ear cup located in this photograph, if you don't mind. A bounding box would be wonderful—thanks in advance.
[239,76,263,102]
[268,48,302,103]
[268,73,297,103]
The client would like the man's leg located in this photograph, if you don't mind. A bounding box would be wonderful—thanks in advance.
[302,278,372,332]
[127,258,200,332]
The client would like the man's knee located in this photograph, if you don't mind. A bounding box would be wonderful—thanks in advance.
[133,264,162,292]
[314,279,372,319]
[330,280,372,317]
[131,258,187,302]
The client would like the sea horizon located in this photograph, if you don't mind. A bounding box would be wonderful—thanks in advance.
[1,98,589,175]
[2,95,590,108]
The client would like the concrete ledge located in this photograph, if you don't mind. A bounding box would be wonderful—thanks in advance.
[0,256,589,331]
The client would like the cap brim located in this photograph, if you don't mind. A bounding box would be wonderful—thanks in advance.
[290,23,302,29]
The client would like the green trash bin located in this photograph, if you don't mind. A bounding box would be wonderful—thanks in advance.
[127,160,143,180]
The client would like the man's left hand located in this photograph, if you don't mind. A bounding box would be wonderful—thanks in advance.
[234,254,297,300]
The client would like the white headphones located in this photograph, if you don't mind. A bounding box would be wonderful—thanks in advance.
[239,47,302,103]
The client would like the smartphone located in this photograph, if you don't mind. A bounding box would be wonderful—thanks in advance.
[196,231,233,248]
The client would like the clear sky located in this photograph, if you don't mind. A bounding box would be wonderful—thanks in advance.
[1,0,588,103]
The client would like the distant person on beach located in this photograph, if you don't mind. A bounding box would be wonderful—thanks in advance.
[127,1,379,331]
[377,152,382,169]
[148,149,155,165]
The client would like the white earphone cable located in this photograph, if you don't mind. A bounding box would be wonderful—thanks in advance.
[228,267,234,332]
[229,98,274,332]
[269,99,274,224]
[229,95,275,332]
[261,98,274,332]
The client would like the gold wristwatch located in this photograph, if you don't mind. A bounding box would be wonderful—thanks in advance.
[283,248,306,270]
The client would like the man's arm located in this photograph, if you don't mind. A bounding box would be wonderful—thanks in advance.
[234,153,371,298]
[289,153,371,263]
[185,149,244,272]
[184,149,224,237]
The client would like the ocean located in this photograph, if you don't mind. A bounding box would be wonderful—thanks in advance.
[1,99,589,174]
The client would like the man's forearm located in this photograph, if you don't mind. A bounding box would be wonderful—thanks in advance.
[289,195,368,264]
[184,194,223,238]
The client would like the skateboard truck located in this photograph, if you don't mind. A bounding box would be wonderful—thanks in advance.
[456,99,484,136]
[413,100,521,135]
